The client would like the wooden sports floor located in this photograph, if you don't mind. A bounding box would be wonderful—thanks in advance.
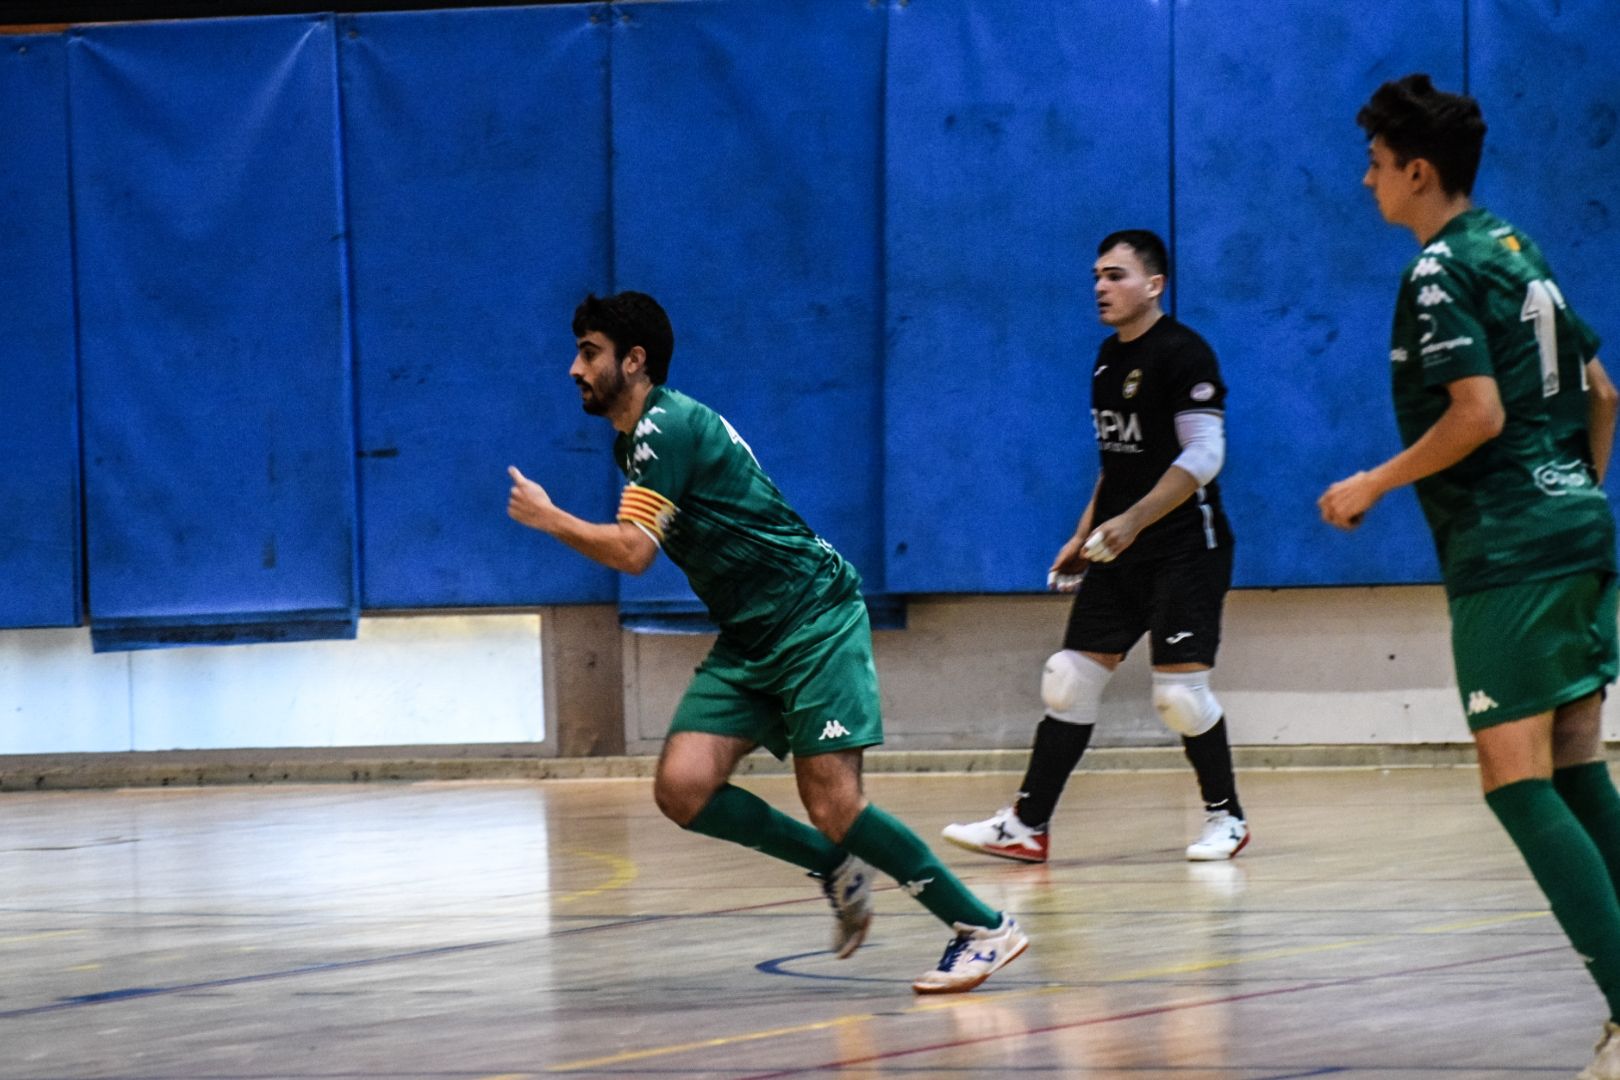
[1,768,1603,1079]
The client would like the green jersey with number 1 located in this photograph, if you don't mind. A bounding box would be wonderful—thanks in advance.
[612,386,860,656]
[1389,207,1615,597]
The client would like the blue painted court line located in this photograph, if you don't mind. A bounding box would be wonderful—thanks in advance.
[0,939,509,1019]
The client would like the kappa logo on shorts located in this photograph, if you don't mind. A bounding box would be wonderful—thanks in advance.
[820,720,852,740]
[1466,690,1500,716]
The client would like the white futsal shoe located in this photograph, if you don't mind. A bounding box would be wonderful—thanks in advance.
[912,914,1029,994]
[1579,1020,1620,1080]
[941,805,1050,863]
[1186,810,1250,861]
[821,855,873,959]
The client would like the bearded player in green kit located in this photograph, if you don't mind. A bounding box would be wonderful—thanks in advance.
[1319,74,1620,1078]
[508,291,1027,993]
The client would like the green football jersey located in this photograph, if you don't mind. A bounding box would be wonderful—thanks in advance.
[1389,207,1614,597]
[613,385,860,654]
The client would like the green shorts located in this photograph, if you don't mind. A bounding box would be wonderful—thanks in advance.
[668,597,884,759]
[1448,570,1618,730]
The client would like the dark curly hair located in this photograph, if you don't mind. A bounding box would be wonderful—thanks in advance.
[572,291,675,385]
[1356,73,1487,197]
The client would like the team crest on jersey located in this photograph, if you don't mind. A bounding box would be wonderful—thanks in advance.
[1499,235,1522,252]
[1121,369,1143,399]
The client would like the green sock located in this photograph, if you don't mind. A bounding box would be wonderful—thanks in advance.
[841,803,1000,930]
[687,784,844,876]
[1555,761,1620,900]
[1487,778,1620,1021]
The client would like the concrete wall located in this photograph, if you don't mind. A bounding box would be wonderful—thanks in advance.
[626,587,1620,755]
[4,587,1618,758]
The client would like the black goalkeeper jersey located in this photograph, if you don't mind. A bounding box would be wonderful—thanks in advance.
[1089,315,1232,563]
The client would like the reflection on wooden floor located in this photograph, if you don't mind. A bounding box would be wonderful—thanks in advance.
[0,768,1602,1078]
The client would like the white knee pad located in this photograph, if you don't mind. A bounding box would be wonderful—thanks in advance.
[1041,649,1110,726]
[1151,669,1223,737]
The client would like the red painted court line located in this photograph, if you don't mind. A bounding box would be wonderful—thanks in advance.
[733,946,1565,1080]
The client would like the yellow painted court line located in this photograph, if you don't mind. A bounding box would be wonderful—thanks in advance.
[66,963,101,972]
[553,848,638,904]
[547,1014,875,1072]
[0,930,83,946]
[543,907,1550,1072]
[478,1074,535,1080]
[1419,910,1548,934]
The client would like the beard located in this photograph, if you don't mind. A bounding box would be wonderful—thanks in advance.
[578,366,627,416]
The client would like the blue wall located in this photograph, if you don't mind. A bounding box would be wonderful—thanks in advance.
[3,0,1618,643]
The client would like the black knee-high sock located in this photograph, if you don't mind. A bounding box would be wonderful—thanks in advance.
[1182,717,1243,820]
[1014,716,1093,828]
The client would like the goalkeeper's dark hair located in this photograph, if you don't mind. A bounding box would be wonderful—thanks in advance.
[572,291,674,385]
[1097,229,1168,279]
[1357,73,1486,197]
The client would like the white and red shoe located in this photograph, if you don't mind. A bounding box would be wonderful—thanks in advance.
[942,805,1049,863]
[1186,810,1249,861]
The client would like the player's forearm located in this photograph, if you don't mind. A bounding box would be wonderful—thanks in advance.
[1121,466,1200,533]
[1074,475,1103,538]
[1368,397,1503,495]
[1588,358,1618,484]
[532,508,652,574]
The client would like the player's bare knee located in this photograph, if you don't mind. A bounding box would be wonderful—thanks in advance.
[1042,649,1111,726]
[1151,669,1222,737]
[653,765,719,827]
[804,794,861,844]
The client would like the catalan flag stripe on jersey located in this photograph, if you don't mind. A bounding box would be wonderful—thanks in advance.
[618,484,677,543]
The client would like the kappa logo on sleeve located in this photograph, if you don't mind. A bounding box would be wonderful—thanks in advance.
[1416,284,1453,308]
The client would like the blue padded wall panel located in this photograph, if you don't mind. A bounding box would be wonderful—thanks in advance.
[883,0,1170,593]
[611,0,887,613]
[340,7,616,609]
[1471,0,1620,499]
[70,17,358,648]
[1175,0,1464,587]
[0,37,80,629]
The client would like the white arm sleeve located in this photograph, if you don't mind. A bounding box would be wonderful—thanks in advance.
[1171,411,1225,486]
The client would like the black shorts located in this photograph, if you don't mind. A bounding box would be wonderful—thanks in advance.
[1062,542,1233,666]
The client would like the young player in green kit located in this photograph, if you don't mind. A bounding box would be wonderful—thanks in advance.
[1319,74,1620,1079]
[507,291,1027,993]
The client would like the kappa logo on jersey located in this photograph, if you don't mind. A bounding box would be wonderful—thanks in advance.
[1416,284,1452,308]
[1122,369,1143,399]
[819,720,851,740]
[1423,240,1453,257]
[631,442,658,465]
[1466,690,1499,716]
[634,417,662,438]
[1390,347,1409,363]
[1411,256,1444,280]
[1533,459,1595,497]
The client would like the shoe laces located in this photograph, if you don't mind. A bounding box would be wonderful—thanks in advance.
[934,932,973,971]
